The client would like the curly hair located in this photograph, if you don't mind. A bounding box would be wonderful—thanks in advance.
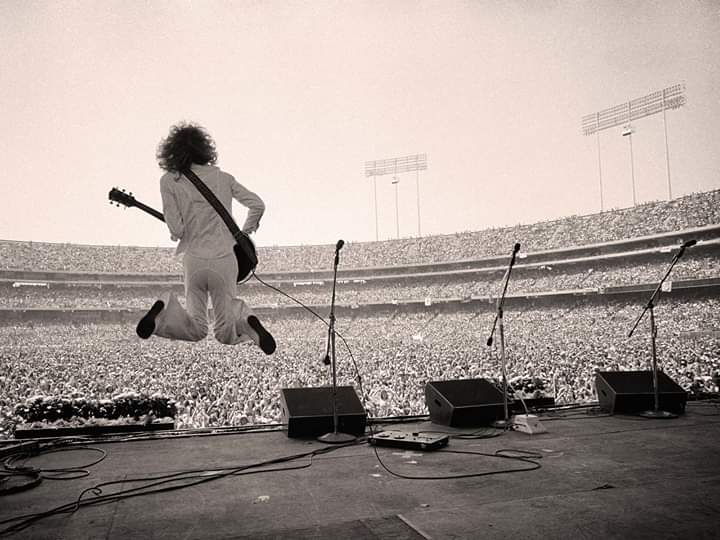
[156,122,218,172]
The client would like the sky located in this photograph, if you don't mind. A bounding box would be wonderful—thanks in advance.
[1,0,719,249]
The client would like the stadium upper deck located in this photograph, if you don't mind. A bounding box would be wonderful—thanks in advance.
[1,190,718,278]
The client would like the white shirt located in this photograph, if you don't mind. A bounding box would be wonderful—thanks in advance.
[160,163,265,258]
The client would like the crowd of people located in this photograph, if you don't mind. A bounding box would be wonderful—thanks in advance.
[1,296,718,438]
[1,189,718,439]
[1,190,718,274]
[1,252,717,310]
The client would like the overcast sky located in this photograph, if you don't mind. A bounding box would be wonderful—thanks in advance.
[1,0,719,249]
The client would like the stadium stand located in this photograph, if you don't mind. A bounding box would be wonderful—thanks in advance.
[1,190,719,438]
[1,189,718,274]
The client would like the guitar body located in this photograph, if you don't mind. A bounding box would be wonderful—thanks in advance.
[233,240,257,283]
[109,187,257,283]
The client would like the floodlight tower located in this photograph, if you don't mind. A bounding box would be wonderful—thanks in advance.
[391,176,400,239]
[622,124,637,206]
[364,154,428,240]
[581,83,686,210]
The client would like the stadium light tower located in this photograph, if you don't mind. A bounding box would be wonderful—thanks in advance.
[621,124,637,206]
[391,176,400,239]
[365,154,428,240]
[581,83,686,210]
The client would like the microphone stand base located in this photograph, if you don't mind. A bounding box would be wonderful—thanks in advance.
[317,431,357,444]
[492,419,513,430]
[638,410,678,419]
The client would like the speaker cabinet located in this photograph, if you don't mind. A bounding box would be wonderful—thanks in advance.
[595,370,687,414]
[279,386,367,438]
[425,379,505,427]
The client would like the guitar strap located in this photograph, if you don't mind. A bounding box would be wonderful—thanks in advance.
[181,168,258,280]
[181,167,244,241]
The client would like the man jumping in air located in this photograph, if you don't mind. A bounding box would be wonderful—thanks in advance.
[136,122,276,355]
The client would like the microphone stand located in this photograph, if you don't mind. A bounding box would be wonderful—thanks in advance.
[318,241,357,443]
[627,241,693,419]
[486,243,520,429]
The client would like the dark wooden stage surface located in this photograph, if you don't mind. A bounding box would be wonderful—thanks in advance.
[2,403,720,539]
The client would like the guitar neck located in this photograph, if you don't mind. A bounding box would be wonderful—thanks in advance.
[134,200,165,222]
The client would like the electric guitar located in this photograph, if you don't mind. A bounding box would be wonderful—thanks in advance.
[108,187,257,283]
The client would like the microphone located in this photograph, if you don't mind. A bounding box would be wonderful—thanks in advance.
[334,239,344,266]
[509,242,521,267]
[322,353,330,366]
[681,239,697,249]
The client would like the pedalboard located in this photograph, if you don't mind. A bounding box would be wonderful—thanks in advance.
[368,430,449,451]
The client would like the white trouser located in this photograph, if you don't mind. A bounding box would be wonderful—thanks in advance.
[153,252,256,345]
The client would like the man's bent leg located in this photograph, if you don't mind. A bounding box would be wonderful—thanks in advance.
[153,291,208,342]
[183,260,211,341]
[208,254,275,353]
[232,297,276,354]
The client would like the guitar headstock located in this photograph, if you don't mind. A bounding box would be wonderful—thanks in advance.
[109,187,136,209]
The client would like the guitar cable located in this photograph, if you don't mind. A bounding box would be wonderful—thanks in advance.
[249,271,367,406]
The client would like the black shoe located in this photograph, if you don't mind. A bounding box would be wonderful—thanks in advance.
[136,300,164,339]
[247,315,276,355]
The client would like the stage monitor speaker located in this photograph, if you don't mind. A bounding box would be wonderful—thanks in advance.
[280,386,367,438]
[425,378,505,427]
[595,370,687,415]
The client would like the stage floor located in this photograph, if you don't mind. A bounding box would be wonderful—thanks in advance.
[2,403,720,539]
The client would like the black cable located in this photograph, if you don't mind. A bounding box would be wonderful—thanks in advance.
[0,443,107,510]
[544,402,600,410]
[1,422,539,535]
[369,415,429,425]
[413,428,503,440]
[251,271,366,413]
[1,461,313,536]
[371,446,542,480]
[60,423,286,445]
[259,275,384,462]
[540,413,613,422]
[251,272,329,326]
[0,470,42,496]
[3,446,107,481]
[539,406,612,422]
[0,441,358,536]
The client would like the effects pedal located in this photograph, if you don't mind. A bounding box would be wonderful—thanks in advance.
[368,430,449,451]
